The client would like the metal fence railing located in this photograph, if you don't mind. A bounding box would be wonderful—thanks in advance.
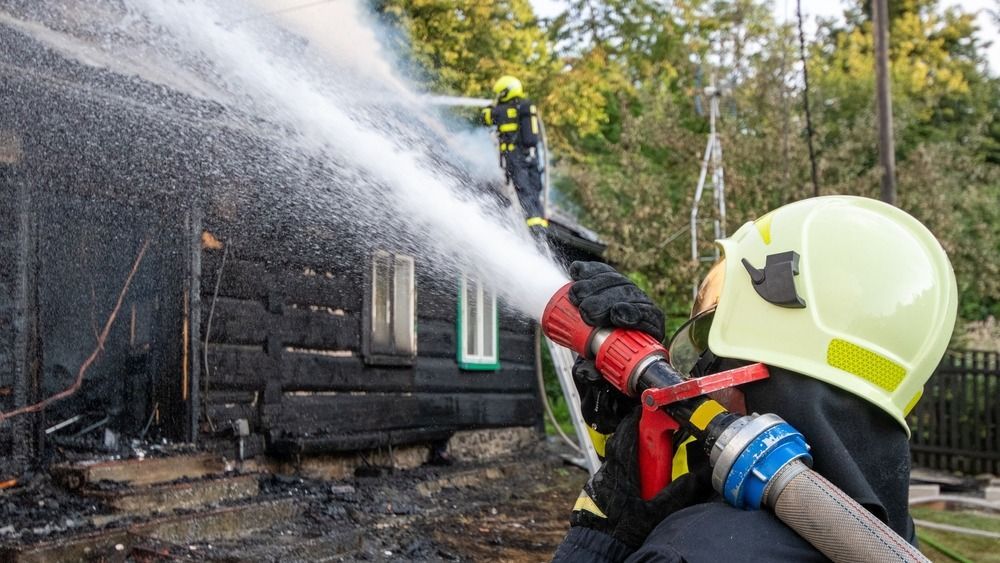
[908,350,1000,475]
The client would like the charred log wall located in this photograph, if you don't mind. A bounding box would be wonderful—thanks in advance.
[199,238,541,457]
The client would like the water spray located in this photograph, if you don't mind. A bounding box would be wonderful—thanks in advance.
[540,284,929,563]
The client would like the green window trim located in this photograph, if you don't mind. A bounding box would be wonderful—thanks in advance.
[457,275,500,371]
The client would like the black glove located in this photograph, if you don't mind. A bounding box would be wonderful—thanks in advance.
[568,261,665,342]
[568,261,666,433]
[570,407,714,549]
[572,357,634,435]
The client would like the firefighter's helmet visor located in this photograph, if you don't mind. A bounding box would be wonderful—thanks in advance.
[667,309,716,376]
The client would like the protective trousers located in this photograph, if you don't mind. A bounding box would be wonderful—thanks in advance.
[504,149,544,221]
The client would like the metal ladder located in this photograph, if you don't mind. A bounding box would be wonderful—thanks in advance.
[545,337,601,474]
[690,77,727,297]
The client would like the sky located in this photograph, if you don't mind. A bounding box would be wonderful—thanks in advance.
[529,0,1000,74]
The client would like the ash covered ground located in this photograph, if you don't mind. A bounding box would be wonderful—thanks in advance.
[0,442,588,562]
[207,452,587,561]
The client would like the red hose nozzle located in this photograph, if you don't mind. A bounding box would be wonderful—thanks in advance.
[541,283,669,397]
[540,283,595,358]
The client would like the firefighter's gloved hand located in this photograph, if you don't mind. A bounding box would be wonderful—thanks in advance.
[572,357,633,435]
[570,407,713,549]
[568,261,665,342]
[480,106,494,126]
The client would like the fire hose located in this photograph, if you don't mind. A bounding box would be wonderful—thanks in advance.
[542,284,930,563]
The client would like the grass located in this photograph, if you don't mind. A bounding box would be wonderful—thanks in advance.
[912,507,1000,563]
[543,393,578,438]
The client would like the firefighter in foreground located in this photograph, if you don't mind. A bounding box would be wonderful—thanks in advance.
[551,196,957,562]
[482,75,547,233]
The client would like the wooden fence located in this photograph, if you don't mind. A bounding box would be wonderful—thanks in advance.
[909,350,1000,475]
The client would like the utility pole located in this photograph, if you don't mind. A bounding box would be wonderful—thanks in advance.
[873,0,896,205]
[796,0,820,198]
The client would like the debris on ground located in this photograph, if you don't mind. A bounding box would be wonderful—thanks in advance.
[0,441,588,562]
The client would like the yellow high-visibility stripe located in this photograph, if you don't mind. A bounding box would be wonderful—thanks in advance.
[530,104,538,115]
[499,123,518,133]
[530,116,539,134]
[672,435,697,480]
[482,108,493,125]
[690,400,725,430]
[526,217,549,228]
[506,107,518,118]
[573,491,607,518]
[586,426,608,459]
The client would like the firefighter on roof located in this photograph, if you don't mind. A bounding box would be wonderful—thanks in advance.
[482,75,547,233]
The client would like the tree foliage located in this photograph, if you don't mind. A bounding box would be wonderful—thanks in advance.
[376,0,999,326]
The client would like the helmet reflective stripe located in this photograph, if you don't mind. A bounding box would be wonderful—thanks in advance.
[708,196,958,434]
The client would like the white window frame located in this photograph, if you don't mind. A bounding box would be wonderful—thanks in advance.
[364,250,416,364]
[457,274,499,370]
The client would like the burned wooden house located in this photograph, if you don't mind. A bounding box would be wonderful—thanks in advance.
[0,6,605,479]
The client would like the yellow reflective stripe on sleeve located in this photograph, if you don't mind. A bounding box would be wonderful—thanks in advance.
[586,426,608,459]
[499,123,518,133]
[482,108,493,125]
[672,435,697,480]
[506,107,518,118]
[530,116,539,134]
[530,104,537,115]
[526,217,549,228]
[690,400,726,430]
[573,491,607,519]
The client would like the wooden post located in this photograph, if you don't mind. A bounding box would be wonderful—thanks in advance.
[873,0,897,205]
[185,207,202,443]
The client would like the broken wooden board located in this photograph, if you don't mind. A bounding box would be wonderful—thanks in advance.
[84,474,259,519]
[0,500,300,563]
[0,527,131,563]
[51,454,227,490]
[130,498,301,544]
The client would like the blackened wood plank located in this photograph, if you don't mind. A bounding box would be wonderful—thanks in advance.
[264,393,458,434]
[499,332,534,363]
[281,355,536,393]
[417,319,456,359]
[499,309,533,333]
[269,427,456,456]
[206,349,536,394]
[263,392,539,438]
[416,285,457,322]
[206,402,259,427]
[206,390,257,405]
[204,343,271,391]
[201,254,363,311]
[202,297,360,350]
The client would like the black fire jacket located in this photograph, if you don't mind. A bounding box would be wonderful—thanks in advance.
[552,367,917,563]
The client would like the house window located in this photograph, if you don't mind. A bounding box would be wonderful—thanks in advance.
[458,275,499,370]
[365,251,416,364]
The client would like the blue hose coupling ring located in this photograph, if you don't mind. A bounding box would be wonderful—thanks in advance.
[713,413,812,510]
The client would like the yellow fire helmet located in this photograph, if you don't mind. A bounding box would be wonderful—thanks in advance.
[668,196,958,434]
[492,75,524,102]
